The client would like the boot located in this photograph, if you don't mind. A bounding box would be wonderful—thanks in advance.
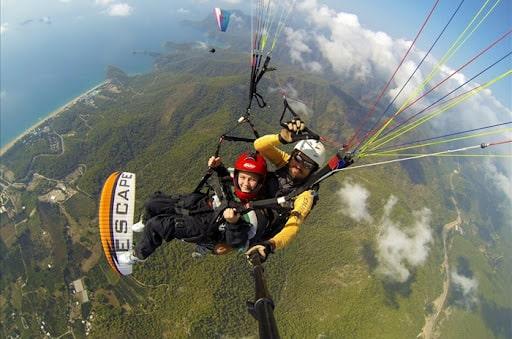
[132,217,145,233]
[117,250,146,265]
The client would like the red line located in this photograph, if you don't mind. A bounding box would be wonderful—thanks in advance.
[361,28,512,148]
[489,139,512,146]
[346,0,441,150]
[390,82,485,133]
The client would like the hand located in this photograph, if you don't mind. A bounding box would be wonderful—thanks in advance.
[343,153,355,167]
[214,243,233,255]
[245,241,274,262]
[208,156,222,168]
[279,118,306,144]
[223,208,240,223]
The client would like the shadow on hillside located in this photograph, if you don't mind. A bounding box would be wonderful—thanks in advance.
[382,274,416,309]
[400,161,426,185]
[360,241,378,273]
[480,298,512,338]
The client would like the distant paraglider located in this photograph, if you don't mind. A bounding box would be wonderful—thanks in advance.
[214,7,231,32]
[209,48,216,53]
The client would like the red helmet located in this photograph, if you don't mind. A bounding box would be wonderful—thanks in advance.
[233,152,267,201]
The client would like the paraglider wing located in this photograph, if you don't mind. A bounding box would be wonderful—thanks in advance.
[98,172,136,276]
[214,7,231,32]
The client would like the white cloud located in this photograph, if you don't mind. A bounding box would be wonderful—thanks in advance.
[293,0,510,116]
[106,3,133,17]
[337,180,373,223]
[294,1,398,81]
[375,195,433,282]
[177,8,190,14]
[451,270,478,305]
[222,0,241,4]
[59,0,72,3]
[95,0,133,17]
[195,41,208,49]
[40,16,52,24]
[293,0,511,189]
[230,13,245,28]
[268,82,299,98]
[95,0,114,5]
[0,91,6,100]
[288,98,312,117]
[284,27,323,73]
[0,23,8,34]
[483,158,512,203]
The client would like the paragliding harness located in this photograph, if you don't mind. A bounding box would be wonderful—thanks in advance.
[190,39,354,240]
[173,169,249,246]
[187,48,279,250]
[193,90,355,227]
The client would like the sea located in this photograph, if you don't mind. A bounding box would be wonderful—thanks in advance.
[0,1,214,148]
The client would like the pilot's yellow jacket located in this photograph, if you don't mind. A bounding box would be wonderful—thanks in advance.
[254,134,315,250]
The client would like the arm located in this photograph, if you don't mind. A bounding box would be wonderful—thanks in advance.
[254,134,290,168]
[269,189,315,250]
[209,156,230,177]
[244,190,316,260]
[222,209,253,248]
[213,164,230,179]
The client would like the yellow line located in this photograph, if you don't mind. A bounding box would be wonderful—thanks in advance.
[368,127,512,154]
[359,0,499,153]
[362,69,511,154]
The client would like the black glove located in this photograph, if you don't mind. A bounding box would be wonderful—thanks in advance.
[245,240,275,263]
[279,118,306,144]
[343,153,355,167]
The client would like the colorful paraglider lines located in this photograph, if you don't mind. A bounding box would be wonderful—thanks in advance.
[357,0,504,154]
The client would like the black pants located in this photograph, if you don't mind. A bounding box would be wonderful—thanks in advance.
[135,192,209,259]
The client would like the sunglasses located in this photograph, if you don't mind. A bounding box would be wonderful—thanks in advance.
[291,152,317,170]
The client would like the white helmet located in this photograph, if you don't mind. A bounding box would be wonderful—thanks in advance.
[294,139,326,167]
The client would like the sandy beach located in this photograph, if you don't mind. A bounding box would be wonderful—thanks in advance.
[0,81,107,157]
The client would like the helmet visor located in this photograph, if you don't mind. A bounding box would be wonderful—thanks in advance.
[291,150,317,170]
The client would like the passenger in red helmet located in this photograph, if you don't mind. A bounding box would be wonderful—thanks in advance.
[233,152,267,201]
[118,152,271,265]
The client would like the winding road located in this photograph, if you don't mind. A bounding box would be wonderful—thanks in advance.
[419,170,462,339]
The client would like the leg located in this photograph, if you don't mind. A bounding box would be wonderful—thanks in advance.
[143,192,179,221]
[135,214,177,259]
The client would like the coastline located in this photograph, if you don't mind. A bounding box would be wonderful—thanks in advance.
[0,81,107,157]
